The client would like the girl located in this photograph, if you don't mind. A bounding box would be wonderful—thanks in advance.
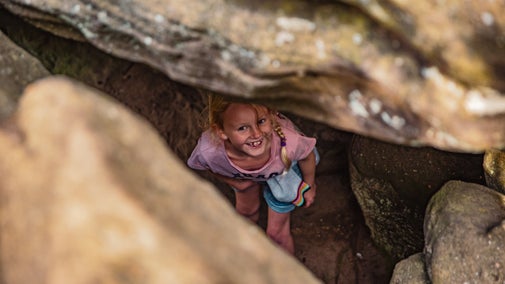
[187,95,318,254]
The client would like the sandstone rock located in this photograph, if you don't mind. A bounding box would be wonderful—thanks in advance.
[0,30,49,119]
[484,149,505,194]
[0,8,207,161]
[2,1,505,282]
[424,181,505,283]
[349,135,485,261]
[390,253,429,284]
[0,0,504,151]
[0,76,321,284]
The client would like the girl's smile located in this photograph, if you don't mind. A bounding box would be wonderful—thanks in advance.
[248,139,263,148]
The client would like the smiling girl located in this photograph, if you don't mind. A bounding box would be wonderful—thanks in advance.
[187,95,318,254]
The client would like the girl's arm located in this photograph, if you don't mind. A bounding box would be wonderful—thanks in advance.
[297,151,317,208]
[210,172,257,191]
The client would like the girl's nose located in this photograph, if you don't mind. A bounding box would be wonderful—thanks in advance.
[250,125,261,138]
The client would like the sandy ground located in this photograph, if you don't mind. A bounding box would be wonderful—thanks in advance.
[289,172,392,283]
[215,167,393,284]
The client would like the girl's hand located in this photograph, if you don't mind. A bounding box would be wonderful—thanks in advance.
[303,183,317,208]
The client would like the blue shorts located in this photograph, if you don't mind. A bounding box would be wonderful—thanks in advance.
[264,148,320,213]
[262,163,303,213]
[231,165,301,214]
[234,149,320,214]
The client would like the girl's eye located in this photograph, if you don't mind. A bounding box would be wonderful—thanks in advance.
[237,126,247,131]
[258,118,267,125]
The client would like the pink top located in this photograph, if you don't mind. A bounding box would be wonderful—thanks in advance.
[187,114,316,181]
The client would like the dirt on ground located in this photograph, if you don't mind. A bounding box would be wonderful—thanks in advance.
[214,165,393,284]
[280,117,393,283]
[290,171,393,283]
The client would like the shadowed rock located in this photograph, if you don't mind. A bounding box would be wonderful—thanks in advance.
[0,30,49,119]
[391,181,505,283]
[424,181,505,283]
[390,253,428,284]
[349,135,485,261]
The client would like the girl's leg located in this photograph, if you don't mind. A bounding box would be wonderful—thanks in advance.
[266,208,294,254]
[234,183,261,223]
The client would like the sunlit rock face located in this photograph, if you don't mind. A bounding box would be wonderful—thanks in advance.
[484,149,505,194]
[0,76,322,284]
[1,0,504,152]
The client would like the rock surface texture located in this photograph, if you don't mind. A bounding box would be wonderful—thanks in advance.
[1,0,504,152]
[392,181,505,283]
[0,30,49,119]
[0,77,322,284]
[0,20,391,282]
[1,1,505,283]
[349,135,485,262]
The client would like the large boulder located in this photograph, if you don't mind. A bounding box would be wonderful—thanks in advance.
[349,135,485,261]
[0,76,321,284]
[392,181,505,283]
[0,0,504,152]
[424,181,505,283]
[390,253,428,284]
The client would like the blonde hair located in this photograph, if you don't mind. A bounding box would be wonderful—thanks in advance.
[207,94,229,130]
[206,94,291,171]
[273,120,291,172]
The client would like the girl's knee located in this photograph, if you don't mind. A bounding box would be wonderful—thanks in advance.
[266,226,291,243]
[236,205,260,220]
[234,185,261,219]
[266,227,294,254]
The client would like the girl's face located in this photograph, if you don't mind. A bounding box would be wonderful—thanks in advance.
[217,103,273,159]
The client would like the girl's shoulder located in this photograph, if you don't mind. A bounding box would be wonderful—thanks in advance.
[274,113,316,160]
[190,130,224,160]
[275,113,306,137]
[198,129,223,150]
[275,112,297,131]
[187,130,226,170]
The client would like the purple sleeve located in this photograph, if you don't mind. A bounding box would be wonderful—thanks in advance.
[292,135,317,161]
[187,131,216,170]
[277,115,316,161]
[187,138,209,170]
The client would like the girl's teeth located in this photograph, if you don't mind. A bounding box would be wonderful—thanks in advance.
[250,141,261,147]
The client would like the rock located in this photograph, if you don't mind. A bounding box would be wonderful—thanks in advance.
[0,8,206,161]
[390,253,429,284]
[0,0,504,151]
[424,181,505,283]
[0,76,321,284]
[349,135,485,261]
[0,30,49,119]
[484,149,505,194]
[2,1,505,282]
